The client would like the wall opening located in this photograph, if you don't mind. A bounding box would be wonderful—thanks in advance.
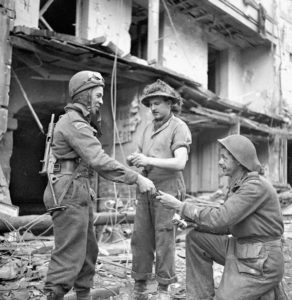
[287,140,292,186]
[10,103,64,215]
[40,0,76,35]
[208,45,220,93]
[130,1,148,59]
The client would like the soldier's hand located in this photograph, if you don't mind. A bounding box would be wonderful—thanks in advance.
[130,153,150,168]
[126,154,135,166]
[136,174,156,194]
[156,191,183,211]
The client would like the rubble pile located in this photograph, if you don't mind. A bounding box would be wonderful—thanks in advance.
[0,196,291,300]
[0,233,53,300]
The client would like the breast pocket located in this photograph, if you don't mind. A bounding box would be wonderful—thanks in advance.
[235,242,268,278]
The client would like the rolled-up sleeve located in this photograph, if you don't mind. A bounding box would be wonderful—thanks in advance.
[171,123,192,153]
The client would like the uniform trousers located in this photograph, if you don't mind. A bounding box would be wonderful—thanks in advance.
[43,175,98,296]
[131,176,185,285]
[185,230,284,300]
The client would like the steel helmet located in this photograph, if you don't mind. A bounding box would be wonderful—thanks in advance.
[140,79,182,107]
[218,134,261,172]
[69,70,105,98]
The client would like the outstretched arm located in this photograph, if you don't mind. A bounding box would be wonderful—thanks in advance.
[128,147,188,171]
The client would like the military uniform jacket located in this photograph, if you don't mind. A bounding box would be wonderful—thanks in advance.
[52,103,138,184]
[181,172,284,239]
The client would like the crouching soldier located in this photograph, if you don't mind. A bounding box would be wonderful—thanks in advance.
[43,70,155,300]
[156,134,285,300]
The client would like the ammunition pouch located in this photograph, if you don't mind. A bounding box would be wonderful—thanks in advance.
[53,160,79,174]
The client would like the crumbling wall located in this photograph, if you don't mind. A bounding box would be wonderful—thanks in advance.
[241,45,279,115]
[0,0,15,204]
[14,0,40,28]
[160,10,208,86]
[76,0,132,56]
[217,45,279,116]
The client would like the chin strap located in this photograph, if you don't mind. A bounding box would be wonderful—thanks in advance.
[89,111,102,138]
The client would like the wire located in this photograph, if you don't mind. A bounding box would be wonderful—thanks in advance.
[161,0,195,77]
[109,0,135,233]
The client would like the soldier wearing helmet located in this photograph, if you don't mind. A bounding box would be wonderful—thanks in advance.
[43,70,155,300]
[156,134,285,299]
[127,79,192,299]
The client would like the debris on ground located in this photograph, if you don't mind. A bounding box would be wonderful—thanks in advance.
[0,203,291,299]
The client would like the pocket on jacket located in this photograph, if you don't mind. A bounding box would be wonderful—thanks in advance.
[235,242,268,277]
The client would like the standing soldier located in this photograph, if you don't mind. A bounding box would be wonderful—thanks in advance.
[43,70,156,300]
[156,134,285,300]
[127,79,192,299]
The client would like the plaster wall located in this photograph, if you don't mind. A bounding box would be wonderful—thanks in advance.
[160,11,208,86]
[218,45,278,116]
[280,18,292,114]
[77,0,132,56]
[14,0,40,28]
[217,47,243,100]
[240,46,278,115]
[281,50,292,114]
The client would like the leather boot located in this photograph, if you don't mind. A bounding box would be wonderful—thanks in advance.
[76,288,91,300]
[45,291,64,300]
[133,280,149,300]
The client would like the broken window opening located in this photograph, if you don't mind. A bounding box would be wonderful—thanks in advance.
[39,0,76,35]
[208,45,220,93]
[130,1,148,60]
[287,140,292,187]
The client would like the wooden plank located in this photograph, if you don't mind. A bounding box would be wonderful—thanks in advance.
[189,106,236,124]
[39,0,55,17]
[0,202,19,217]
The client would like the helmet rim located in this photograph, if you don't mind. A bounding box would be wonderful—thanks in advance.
[141,92,180,107]
[218,134,261,172]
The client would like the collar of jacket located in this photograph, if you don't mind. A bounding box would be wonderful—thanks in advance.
[152,113,173,133]
[65,103,90,120]
[229,171,259,193]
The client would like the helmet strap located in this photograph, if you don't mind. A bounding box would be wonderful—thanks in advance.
[90,111,102,138]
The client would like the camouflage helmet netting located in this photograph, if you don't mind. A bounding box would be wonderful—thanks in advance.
[141,79,182,107]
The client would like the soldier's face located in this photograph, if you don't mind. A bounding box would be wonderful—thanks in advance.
[90,86,104,115]
[218,148,240,177]
[149,97,172,121]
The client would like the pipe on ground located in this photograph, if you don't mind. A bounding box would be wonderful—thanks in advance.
[0,211,135,234]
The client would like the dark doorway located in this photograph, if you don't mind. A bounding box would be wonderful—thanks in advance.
[287,140,292,187]
[10,103,64,215]
[208,45,220,93]
[130,1,148,59]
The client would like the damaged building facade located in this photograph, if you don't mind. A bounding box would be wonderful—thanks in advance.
[1,0,292,214]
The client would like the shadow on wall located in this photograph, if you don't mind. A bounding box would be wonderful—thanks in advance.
[10,102,65,215]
